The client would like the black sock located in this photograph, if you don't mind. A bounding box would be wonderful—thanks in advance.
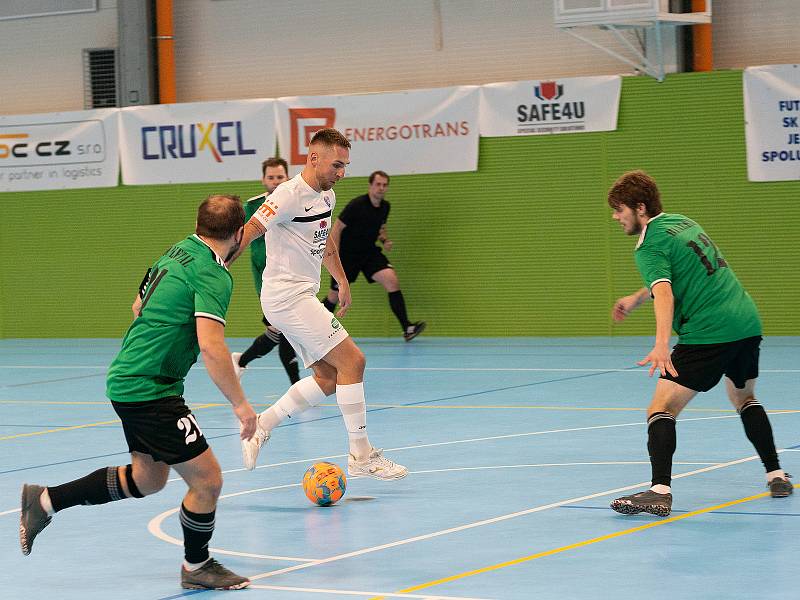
[739,401,781,473]
[279,337,300,384]
[388,290,410,330]
[239,334,277,367]
[322,298,336,313]
[48,466,129,512]
[647,413,676,487]
[180,503,215,565]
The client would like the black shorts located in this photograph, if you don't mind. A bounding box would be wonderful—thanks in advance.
[111,396,209,465]
[330,249,392,291]
[662,335,761,392]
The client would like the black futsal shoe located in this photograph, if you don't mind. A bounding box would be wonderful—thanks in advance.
[20,484,52,555]
[610,489,673,517]
[403,321,427,342]
[768,474,793,498]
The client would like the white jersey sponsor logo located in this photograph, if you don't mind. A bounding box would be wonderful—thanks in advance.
[251,173,335,306]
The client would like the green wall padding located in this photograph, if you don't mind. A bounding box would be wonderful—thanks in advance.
[1,70,797,338]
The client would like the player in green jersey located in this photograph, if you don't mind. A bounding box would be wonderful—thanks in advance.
[606,171,792,517]
[20,195,258,591]
[231,157,300,384]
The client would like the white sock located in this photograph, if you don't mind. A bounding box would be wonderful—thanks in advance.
[650,484,671,495]
[336,382,370,459]
[766,469,786,482]
[40,488,55,516]
[183,557,210,572]
[259,376,327,431]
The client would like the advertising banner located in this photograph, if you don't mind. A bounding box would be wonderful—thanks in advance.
[743,64,800,182]
[479,75,621,136]
[119,99,275,184]
[275,86,479,176]
[0,108,119,191]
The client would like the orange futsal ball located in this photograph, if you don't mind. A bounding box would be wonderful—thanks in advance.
[302,462,347,506]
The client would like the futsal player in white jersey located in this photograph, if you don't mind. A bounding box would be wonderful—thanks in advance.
[234,128,407,480]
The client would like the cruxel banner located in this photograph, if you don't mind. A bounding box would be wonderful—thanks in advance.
[479,75,621,137]
[119,99,276,184]
[744,64,800,182]
[275,86,479,177]
[0,108,119,192]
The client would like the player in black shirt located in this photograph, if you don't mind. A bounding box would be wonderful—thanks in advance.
[323,171,425,341]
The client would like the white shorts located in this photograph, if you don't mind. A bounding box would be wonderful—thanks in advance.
[262,293,349,368]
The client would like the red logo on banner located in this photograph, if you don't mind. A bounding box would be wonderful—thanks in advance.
[289,108,336,165]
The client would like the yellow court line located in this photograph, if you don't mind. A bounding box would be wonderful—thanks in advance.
[2,399,799,415]
[0,403,221,441]
[319,403,800,414]
[375,485,800,599]
[0,419,121,441]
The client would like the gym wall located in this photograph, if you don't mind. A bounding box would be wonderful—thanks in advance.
[1,70,797,339]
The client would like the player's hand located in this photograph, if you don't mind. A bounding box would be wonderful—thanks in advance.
[637,344,678,378]
[612,294,640,322]
[234,400,258,440]
[383,239,393,252]
[336,284,352,318]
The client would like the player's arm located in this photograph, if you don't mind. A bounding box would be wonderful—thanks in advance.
[227,218,266,265]
[196,317,257,439]
[329,218,346,251]
[637,281,678,378]
[611,287,650,322]
[378,224,393,251]
[322,233,351,317]
[131,267,152,319]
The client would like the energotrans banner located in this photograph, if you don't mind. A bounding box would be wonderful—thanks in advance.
[275,86,479,176]
[0,108,118,192]
[479,75,621,137]
[744,64,800,182]
[119,99,275,184]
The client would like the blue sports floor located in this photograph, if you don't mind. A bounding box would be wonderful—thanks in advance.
[1,337,798,600]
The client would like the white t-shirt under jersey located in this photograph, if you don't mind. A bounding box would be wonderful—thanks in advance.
[251,173,335,306]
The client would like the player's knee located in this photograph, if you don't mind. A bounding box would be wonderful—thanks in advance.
[128,465,166,497]
[196,472,223,501]
[350,347,366,375]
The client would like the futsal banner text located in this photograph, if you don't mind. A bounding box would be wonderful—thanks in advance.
[275,86,479,177]
[0,108,119,192]
[743,64,800,182]
[119,99,276,185]
[479,75,621,137]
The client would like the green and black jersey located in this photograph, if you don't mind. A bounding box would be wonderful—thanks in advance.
[106,235,233,402]
[634,213,761,344]
[245,193,267,296]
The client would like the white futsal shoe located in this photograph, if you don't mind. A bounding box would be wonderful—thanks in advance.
[241,424,269,470]
[231,352,245,380]
[348,448,408,480]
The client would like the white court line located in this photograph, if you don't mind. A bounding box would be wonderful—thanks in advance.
[147,482,317,562]
[248,583,493,599]
[164,412,784,484]
[0,364,797,373]
[164,414,743,484]
[411,461,719,475]
[0,508,20,517]
[245,453,778,583]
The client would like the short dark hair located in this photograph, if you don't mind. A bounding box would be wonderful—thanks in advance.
[310,128,351,149]
[196,194,245,240]
[369,170,390,184]
[607,170,663,217]
[261,156,288,177]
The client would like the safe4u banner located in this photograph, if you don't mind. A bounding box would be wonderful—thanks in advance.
[479,75,621,137]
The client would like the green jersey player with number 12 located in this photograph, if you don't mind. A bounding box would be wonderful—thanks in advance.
[606,170,792,517]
